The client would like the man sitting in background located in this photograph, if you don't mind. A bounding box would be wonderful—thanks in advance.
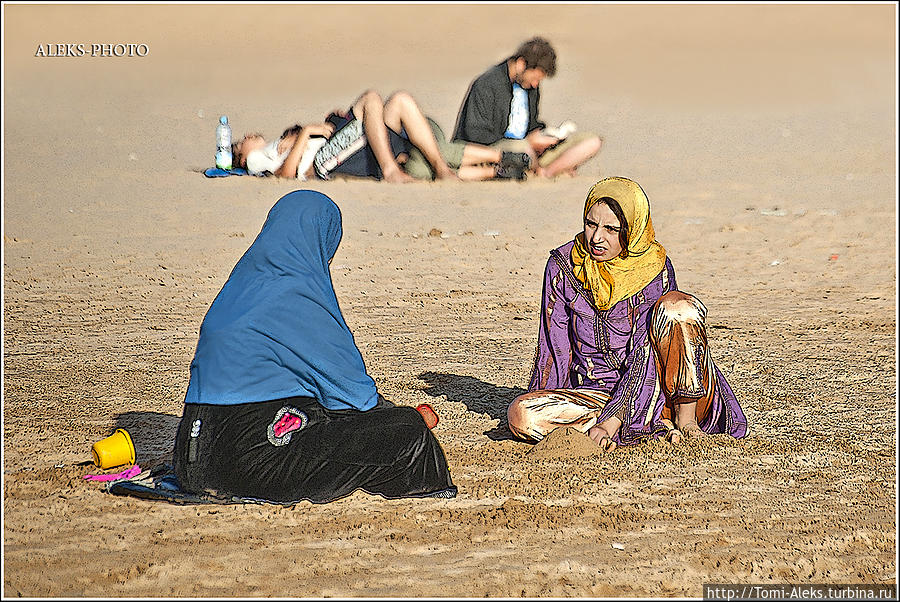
[453,37,602,178]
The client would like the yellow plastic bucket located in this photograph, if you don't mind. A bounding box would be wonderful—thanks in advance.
[91,428,136,469]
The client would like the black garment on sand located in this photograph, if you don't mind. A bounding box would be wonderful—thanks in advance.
[173,396,456,504]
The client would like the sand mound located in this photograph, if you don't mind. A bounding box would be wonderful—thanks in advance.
[527,426,603,459]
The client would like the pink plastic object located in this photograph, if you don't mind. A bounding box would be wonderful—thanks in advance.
[82,464,141,481]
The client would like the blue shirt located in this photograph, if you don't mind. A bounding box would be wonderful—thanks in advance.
[504,83,529,139]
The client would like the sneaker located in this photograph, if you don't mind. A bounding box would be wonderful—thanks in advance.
[496,164,526,180]
[500,151,531,170]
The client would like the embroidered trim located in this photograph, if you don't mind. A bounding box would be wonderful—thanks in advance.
[267,406,309,446]
[551,248,607,358]
[644,343,663,427]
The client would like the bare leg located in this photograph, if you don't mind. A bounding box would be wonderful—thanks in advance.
[350,89,414,183]
[382,91,460,181]
[457,165,499,181]
[540,135,603,178]
[460,145,502,167]
[460,144,521,180]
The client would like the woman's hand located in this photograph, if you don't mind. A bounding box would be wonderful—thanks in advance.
[587,416,622,453]
[304,123,335,138]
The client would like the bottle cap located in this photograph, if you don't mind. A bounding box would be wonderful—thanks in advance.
[220,115,228,125]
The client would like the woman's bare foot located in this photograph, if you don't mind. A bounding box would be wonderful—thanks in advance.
[679,422,706,439]
[674,401,705,439]
[661,418,682,444]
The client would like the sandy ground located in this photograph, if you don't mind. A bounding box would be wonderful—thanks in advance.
[2,3,897,598]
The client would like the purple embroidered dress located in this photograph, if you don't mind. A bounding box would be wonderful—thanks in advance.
[528,240,749,445]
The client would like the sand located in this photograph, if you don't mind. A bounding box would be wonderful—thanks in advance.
[2,2,896,598]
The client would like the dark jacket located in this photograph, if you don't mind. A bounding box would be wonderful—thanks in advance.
[452,62,545,145]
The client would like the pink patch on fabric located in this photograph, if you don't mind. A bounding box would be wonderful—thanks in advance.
[267,406,309,446]
[272,413,304,438]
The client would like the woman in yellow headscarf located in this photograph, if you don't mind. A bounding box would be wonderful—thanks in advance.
[507,177,748,450]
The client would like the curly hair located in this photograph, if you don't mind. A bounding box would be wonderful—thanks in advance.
[511,37,557,77]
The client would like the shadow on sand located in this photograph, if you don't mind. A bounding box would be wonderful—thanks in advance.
[114,411,181,466]
[417,371,526,441]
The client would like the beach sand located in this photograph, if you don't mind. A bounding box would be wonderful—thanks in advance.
[2,3,896,597]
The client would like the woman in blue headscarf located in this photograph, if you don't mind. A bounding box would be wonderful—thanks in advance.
[172,190,456,503]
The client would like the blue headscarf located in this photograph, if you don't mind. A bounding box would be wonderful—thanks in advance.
[183,190,380,411]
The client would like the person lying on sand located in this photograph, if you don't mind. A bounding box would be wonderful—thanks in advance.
[172,190,457,503]
[507,177,749,451]
[232,89,531,183]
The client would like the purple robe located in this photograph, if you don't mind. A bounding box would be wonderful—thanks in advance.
[527,240,749,445]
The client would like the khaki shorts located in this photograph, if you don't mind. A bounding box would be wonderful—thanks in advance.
[492,131,598,167]
[402,118,467,180]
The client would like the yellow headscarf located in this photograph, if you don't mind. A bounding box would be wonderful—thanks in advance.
[571,177,667,311]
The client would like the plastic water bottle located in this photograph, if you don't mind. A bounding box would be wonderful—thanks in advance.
[215,115,232,170]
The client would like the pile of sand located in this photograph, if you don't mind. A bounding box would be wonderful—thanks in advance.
[527,426,605,459]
